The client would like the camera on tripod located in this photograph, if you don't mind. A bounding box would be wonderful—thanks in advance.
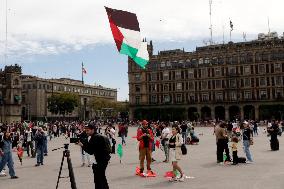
[69,137,80,144]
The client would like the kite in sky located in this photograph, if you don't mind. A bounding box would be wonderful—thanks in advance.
[105,7,149,69]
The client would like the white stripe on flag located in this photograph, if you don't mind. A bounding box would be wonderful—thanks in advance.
[136,42,149,61]
[118,27,141,49]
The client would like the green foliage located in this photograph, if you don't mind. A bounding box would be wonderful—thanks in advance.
[89,97,129,117]
[47,93,79,116]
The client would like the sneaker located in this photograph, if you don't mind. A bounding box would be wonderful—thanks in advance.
[246,161,254,164]
[35,164,40,167]
[163,160,169,163]
[147,170,156,176]
[81,163,85,167]
[151,158,156,162]
[88,164,91,167]
[178,174,185,182]
[0,171,6,177]
[41,163,44,165]
[169,177,178,182]
[11,176,19,179]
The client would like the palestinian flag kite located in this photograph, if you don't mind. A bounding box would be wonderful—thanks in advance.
[105,7,149,69]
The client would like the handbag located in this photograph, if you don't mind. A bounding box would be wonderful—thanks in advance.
[181,144,187,155]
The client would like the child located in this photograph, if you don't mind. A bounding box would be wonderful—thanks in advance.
[231,136,239,165]
[17,145,24,165]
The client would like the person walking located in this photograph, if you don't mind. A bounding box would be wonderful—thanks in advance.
[0,131,19,179]
[25,127,34,157]
[268,120,279,151]
[168,125,185,182]
[118,123,127,146]
[78,124,111,189]
[242,121,254,163]
[180,122,188,144]
[34,127,45,166]
[161,123,170,163]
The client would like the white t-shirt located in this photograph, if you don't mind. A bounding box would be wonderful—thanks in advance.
[26,131,32,142]
[109,128,115,139]
[232,123,238,129]
[162,127,170,139]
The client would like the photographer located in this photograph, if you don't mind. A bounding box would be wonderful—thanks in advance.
[77,124,111,189]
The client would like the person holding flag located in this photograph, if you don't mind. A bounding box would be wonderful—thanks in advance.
[136,120,155,177]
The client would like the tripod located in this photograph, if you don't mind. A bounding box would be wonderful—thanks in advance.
[53,144,77,189]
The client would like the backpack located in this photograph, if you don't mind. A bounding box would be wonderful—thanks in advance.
[100,134,112,154]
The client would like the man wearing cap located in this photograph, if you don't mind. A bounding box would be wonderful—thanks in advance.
[78,124,111,189]
[137,120,155,176]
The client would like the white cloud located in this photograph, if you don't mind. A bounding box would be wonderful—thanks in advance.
[0,0,283,56]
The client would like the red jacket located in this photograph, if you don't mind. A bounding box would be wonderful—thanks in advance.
[137,127,154,149]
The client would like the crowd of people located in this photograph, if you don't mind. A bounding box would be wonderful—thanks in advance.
[0,119,283,187]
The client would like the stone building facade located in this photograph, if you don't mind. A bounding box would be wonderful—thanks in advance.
[21,76,117,120]
[0,65,22,123]
[128,35,284,121]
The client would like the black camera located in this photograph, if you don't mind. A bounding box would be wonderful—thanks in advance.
[70,138,79,144]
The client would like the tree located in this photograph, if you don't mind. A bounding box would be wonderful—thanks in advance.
[47,93,79,117]
[89,97,129,118]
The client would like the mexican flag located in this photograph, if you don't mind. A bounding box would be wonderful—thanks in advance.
[105,7,149,69]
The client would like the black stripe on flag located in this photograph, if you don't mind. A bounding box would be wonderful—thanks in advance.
[105,7,140,32]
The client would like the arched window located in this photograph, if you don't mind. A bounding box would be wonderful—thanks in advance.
[13,79,19,85]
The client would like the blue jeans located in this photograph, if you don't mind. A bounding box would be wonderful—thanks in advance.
[44,139,48,154]
[36,146,44,164]
[243,140,253,162]
[0,152,16,176]
[182,132,187,144]
[121,134,126,145]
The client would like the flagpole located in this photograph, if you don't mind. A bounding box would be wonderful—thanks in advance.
[81,62,84,84]
[5,0,8,65]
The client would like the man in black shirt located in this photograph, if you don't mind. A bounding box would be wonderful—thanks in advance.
[180,122,188,144]
[268,120,279,151]
[243,122,253,163]
[78,124,111,189]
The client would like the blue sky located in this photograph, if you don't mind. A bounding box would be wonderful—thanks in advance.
[0,0,284,100]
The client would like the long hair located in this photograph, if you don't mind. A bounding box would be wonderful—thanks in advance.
[172,124,180,134]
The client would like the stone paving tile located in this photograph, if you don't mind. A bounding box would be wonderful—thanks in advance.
[1,127,284,189]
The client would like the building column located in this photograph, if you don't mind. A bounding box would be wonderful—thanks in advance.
[255,105,259,121]
[225,106,229,121]
[211,106,215,120]
[197,106,201,121]
[129,107,134,121]
[240,105,244,121]
[185,107,189,120]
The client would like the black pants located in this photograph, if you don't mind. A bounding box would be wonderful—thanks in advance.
[92,162,109,189]
[270,135,279,151]
[217,139,231,162]
[232,151,238,164]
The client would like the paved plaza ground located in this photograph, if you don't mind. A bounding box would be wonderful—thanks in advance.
[1,126,284,189]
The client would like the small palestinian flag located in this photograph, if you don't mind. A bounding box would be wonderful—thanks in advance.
[105,7,149,69]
